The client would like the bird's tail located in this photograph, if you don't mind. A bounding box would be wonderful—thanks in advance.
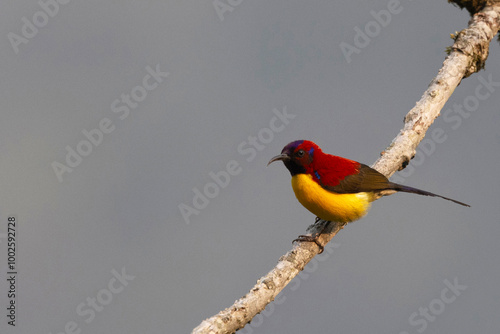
[390,183,470,207]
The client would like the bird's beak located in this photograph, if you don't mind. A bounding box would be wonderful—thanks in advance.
[267,154,290,166]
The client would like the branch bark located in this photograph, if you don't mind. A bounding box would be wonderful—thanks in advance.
[192,4,500,334]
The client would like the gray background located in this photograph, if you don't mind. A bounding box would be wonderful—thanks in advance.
[0,1,499,333]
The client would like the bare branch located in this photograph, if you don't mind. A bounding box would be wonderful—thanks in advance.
[374,3,499,178]
[192,4,500,334]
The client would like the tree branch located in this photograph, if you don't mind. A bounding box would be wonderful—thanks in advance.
[192,4,500,334]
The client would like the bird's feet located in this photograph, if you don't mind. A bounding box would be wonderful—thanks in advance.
[293,234,324,254]
[314,216,321,224]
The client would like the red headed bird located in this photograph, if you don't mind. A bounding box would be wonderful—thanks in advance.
[268,140,469,251]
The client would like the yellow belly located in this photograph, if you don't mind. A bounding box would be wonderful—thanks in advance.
[291,174,372,223]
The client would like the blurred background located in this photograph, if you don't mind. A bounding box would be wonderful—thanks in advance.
[0,1,498,333]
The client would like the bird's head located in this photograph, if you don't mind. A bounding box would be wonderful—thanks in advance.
[268,140,321,176]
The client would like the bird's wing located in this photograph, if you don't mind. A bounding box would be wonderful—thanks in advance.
[320,164,393,194]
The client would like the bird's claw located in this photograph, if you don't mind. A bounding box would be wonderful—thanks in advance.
[293,234,324,254]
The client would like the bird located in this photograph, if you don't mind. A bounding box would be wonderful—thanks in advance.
[268,140,469,252]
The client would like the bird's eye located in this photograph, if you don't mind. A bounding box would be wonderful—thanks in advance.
[296,149,305,157]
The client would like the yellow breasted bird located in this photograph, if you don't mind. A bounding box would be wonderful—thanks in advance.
[268,140,469,250]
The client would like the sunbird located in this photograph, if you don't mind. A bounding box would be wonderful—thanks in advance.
[268,140,469,251]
